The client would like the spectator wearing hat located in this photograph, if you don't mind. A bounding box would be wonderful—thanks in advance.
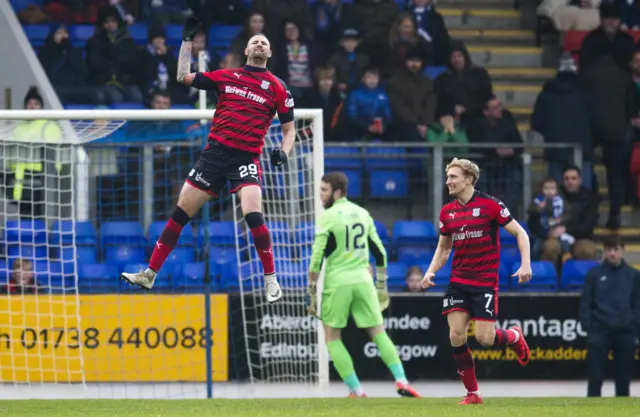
[86,5,144,103]
[434,41,493,133]
[580,236,640,397]
[531,53,594,190]
[38,23,103,105]
[406,0,451,66]
[327,28,370,94]
[580,2,635,71]
[141,23,179,102]
[387,47,436,142]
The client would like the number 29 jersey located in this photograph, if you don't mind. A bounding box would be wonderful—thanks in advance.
[309,198,387,291]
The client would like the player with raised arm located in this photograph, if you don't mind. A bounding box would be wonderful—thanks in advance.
[421,158,532,405]
[307,172,420,398]
[121,17,295,303]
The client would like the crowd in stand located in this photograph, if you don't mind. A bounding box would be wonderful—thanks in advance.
[12,0,640,290]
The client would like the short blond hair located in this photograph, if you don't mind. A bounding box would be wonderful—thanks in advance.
[446,158,480,186]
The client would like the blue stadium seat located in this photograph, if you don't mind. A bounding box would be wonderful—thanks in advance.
[387,262,408,290]
[500,247,520,272]
[127,23,148,44]
[324,146,362,169]
[7,244,48,260]
[174,262,205,290]
[374,220,389,246]
[64,104,94,110]
[423,65,448,80]
[199,221,239,246]
[5,219,47,244]
[147,221,195,246]
[35,262,75,293]
[112,102,146,110]
[397,247,434,266]
[0,260,9,286]
[500,226,517,246]
[392,221,437,247]
[23,24,49,47]
[170,104,194,110]
[78,263,119,292]
[209,25,242,49]
[165,24,183,46]
[365,147,408,169]
[209,247,237,282]
[105,247,145,270]
[164,247,196,272]
[511,261,558,292]
[55,246,98,265]
[561,260,599,290]
[11,0,42,13]
[100,221,146,246]
[50,220,97,246]
[499,263,511,291]
[69,25,94,46]
[342,170,362,198]
[369,170,409,198]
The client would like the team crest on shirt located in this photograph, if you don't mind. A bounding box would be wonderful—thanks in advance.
[261,80,270,89]
[500,208,510,218]
[472,208,480,217]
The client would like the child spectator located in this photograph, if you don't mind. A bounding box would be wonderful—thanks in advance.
[527,178,573,262]
[345,66,392,140]
[1,259,38,295]
[405,266,423,292]
[327,28,370,95]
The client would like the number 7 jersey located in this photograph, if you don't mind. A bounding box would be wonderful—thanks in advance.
[309,198,387,290]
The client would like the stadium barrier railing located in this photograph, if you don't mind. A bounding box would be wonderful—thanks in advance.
[323,141,583,223]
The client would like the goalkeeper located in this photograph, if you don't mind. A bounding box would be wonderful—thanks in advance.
[307,172,420,398]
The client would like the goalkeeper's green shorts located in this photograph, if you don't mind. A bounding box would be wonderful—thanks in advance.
[321,283,383,329]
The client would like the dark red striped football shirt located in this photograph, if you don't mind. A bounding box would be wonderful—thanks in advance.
[439,191,514,289]
[200,66,294,154]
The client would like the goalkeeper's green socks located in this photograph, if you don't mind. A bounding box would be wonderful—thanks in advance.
[327,340,365,396]
[373,332,408,384]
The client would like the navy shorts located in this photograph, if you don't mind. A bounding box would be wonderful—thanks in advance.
[186,142,262,197]
[442,282,499,321]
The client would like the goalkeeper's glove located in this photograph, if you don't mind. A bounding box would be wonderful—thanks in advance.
[306,281,318,316]
[375,268,390,311]
[271,149,288,167]
[182,17,202,42]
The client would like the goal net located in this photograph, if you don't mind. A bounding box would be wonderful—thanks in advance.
[0,109,325,399]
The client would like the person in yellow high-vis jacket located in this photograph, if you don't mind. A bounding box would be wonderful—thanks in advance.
[6,87,62,217]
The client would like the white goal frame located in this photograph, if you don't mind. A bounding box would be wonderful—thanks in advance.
[0,108,329,389]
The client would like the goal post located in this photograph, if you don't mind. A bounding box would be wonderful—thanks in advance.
[0,108,327,397]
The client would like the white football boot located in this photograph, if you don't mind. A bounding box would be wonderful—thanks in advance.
[265,273,282,303]
[121,267,157,289]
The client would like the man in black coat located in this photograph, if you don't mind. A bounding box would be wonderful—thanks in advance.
[38,23,101,105]
[531,53,593,190]
[580,236,640,397]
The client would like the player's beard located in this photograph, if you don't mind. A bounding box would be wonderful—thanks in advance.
[249,50,268,65]
[323,196,335,209]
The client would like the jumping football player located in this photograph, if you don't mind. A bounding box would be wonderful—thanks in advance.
[421,158,533,405]
[121,17,295,303]
[307,172,420,398]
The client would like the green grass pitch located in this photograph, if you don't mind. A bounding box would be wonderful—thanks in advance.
[0,398,639,416]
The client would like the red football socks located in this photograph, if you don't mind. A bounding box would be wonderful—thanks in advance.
[452,344,479,393]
